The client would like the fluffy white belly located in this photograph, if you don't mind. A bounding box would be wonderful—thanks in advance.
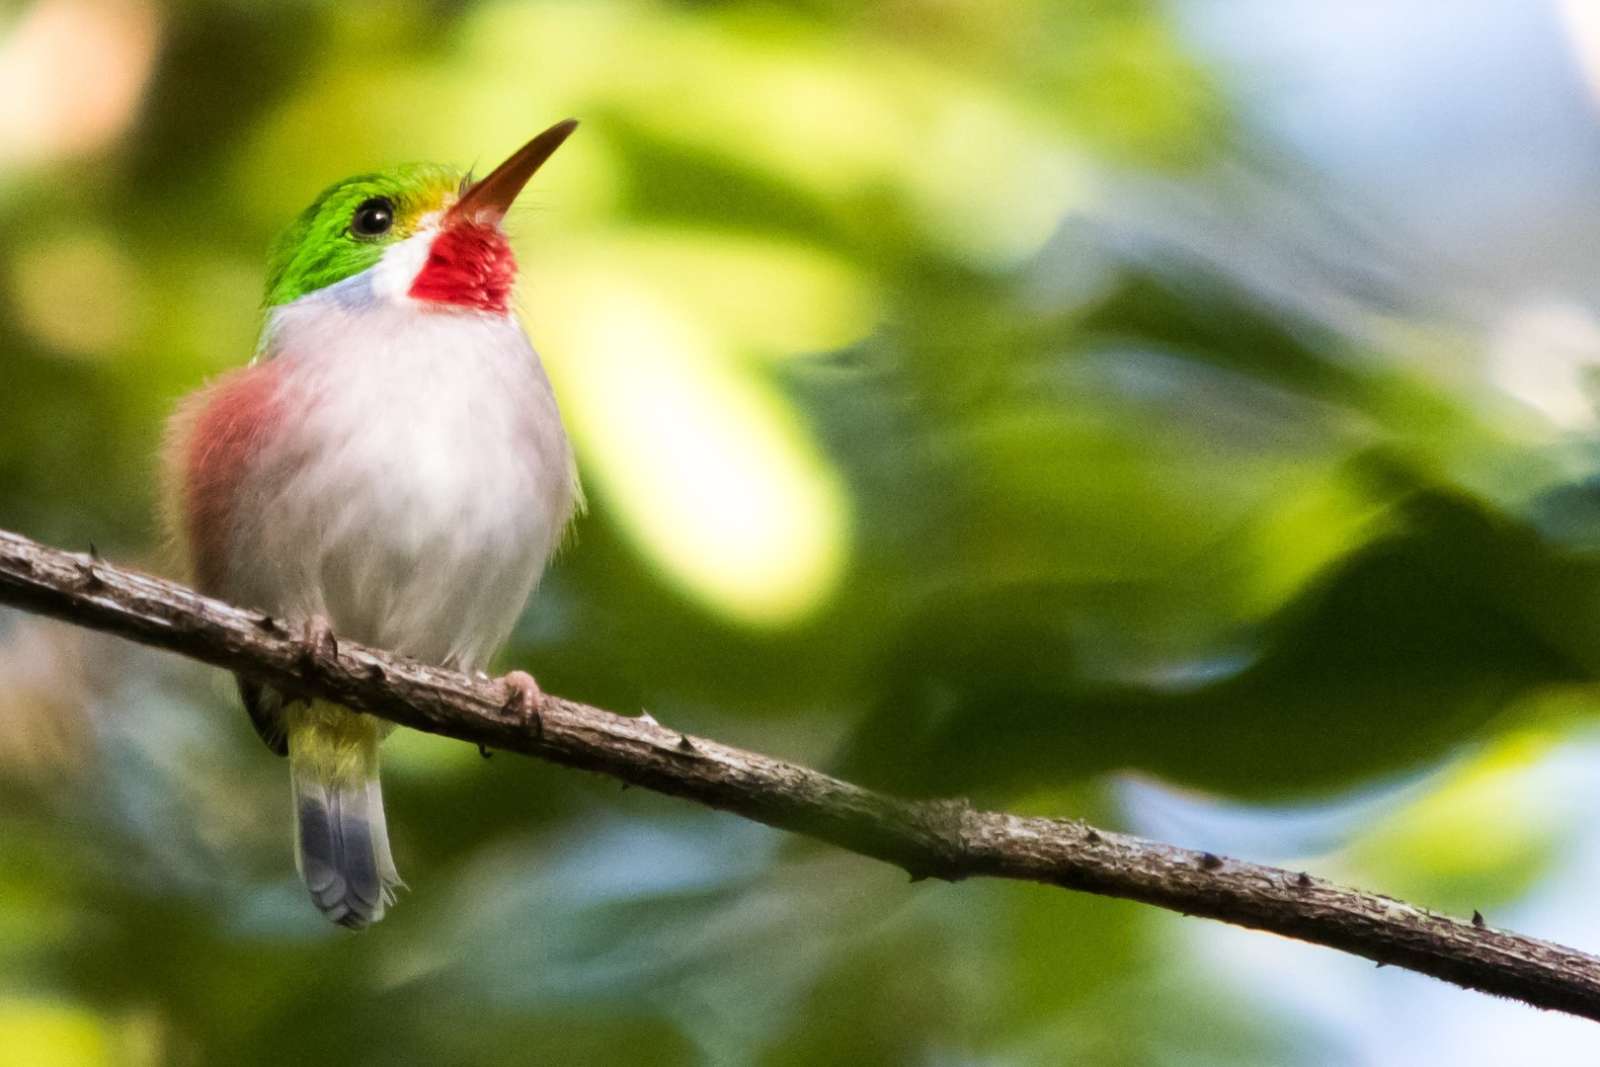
[227,300,576,670]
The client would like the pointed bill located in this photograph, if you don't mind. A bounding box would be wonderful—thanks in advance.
[450,118,578,225]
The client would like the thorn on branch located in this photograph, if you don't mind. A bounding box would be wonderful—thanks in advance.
[676,733,697,752]
[1084,827,1101,843]
[1200,852,1223,871]
[1473,910,1486,929]
[298,616,337,682]
[478,743,493,759]
[74,558,103,592]
[1297,871,1313,888]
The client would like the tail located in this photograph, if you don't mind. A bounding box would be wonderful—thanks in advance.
[287,701,401,929]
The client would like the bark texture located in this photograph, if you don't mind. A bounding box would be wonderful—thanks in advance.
[2,527,1598,1020]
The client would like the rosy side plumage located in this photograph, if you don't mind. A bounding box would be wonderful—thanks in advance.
[165,361,288,594]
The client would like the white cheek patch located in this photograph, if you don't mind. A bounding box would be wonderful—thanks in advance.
[370,216,442,305]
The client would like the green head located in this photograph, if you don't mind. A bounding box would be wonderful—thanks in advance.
[262,163,463,308]
[260,119,580,311]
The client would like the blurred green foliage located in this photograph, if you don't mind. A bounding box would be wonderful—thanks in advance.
[1,0,1596,1064]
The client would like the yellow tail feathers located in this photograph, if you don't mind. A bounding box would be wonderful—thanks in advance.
[288,702,401,929]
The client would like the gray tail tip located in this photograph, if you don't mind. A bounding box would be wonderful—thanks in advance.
[296,781,402,930]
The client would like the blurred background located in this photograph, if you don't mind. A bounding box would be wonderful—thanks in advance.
[8,0,1600,1062]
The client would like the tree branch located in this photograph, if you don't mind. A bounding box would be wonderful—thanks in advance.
[1,527,1597,1020]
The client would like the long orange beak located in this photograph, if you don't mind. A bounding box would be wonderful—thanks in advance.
[449,118,578,225]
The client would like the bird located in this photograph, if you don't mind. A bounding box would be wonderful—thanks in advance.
[161,119,583,928]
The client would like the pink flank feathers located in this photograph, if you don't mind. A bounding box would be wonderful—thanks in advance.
[164,361,287,594]
[408,221,517,313]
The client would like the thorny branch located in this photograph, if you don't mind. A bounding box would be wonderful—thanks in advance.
[3,526,1600,1020]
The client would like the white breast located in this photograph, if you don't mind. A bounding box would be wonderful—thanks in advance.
[226,296,578,670]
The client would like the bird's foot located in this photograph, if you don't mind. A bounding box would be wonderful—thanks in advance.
[299,615,338,682]
[498,669,545,737]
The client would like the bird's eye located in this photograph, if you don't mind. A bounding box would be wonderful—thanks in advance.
[350,197,394,237]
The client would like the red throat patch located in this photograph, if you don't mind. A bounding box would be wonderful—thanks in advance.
[408,222,517,313]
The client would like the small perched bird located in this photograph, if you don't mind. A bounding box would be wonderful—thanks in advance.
[163,120,583,928]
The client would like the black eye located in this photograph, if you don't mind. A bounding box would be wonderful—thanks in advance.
[351,197,394,237]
